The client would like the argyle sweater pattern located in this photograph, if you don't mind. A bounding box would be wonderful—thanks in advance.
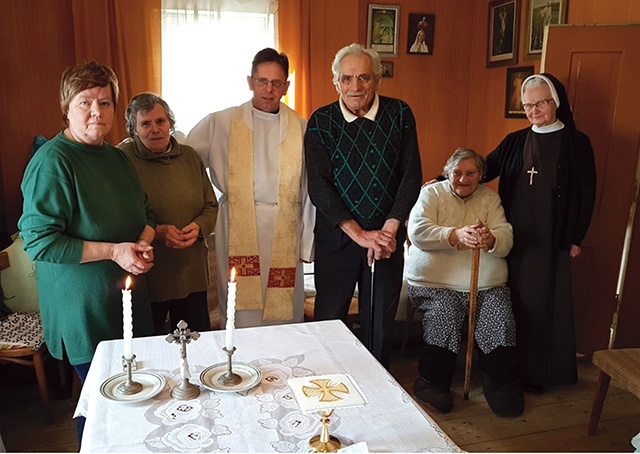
[305,96,422,230]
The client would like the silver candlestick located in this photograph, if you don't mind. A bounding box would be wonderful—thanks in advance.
[166,320,200,399]
[217,346,242,386]
[117,354,142,395]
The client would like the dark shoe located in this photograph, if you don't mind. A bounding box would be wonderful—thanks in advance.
[413,377,453,413]
[522,384,545,394]
[483,375,525,417]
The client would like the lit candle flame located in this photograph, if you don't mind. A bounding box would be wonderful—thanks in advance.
[230,267,237,282]
[125,275,132,290]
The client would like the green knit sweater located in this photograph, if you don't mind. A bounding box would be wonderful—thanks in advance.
[19,132,155,365]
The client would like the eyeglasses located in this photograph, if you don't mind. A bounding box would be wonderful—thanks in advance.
[522,99,554,111]
[339,73,374,85]
[251,77,287,89]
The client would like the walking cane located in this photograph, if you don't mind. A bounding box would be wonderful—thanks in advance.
[368,259,376,354]
[463,247,481,400]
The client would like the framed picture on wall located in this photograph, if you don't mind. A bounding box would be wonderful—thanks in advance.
[406,13,435,55]
[367,4,400,57]
[505,66,534,118]
[487,0,520,68]
[525,0,567,58]
[381,61,394,77]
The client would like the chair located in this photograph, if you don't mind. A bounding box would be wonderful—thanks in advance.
[401,295,418,355]
[304,295,360,328]
[400,239,422,355]
[588,348,640,435]
[0,238,50,423]
[303,262,360,328]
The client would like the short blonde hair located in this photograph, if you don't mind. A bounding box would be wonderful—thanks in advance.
[59,61,119,126]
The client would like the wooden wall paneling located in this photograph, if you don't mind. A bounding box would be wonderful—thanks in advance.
[567,0,640,24]
[392,1,475,181]
[0,0,75,234]
[3,0,640,239]
[308,0,360,114]
[466,0,536,167]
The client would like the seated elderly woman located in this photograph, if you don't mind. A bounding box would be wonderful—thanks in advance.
[405,148,523,417]
[119,93,218,334]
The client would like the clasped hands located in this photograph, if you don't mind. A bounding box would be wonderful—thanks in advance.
[111,242,154,275]
[156,222,200,249]
[359,220,400,266]
[451,219,495,250]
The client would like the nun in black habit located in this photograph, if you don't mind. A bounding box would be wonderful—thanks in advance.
[484,73,597,392]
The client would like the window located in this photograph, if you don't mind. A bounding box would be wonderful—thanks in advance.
[162,0,276,134]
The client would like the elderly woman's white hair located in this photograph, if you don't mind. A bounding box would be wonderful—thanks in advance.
[443,148,487,179]
[331,43,383,85]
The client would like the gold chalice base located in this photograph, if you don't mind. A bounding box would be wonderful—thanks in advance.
[309,410,341,452]
[309,434,341,452]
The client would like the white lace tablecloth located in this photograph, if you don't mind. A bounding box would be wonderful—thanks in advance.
[75,320,460,453]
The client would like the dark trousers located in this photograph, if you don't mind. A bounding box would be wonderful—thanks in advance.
[313,213,405,369]
[74,362,91,448]
[419,344,518,389]
[151,291,210,335]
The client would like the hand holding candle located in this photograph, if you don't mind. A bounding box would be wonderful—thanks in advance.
[225,267,237,351]
[122,276,134,360]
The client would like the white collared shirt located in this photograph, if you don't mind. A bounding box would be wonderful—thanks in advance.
[339,94,380,123]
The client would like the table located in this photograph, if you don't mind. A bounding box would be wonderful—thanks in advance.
[75,320,460,452]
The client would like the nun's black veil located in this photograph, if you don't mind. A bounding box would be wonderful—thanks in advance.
[541,72,576,129]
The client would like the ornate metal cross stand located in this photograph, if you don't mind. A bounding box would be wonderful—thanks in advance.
[166,320,201,399]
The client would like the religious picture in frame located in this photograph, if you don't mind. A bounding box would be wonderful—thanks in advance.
[406,14,435,55]
[367,4,400,57]
[505,66,534,118]
[525,0,567,58]
[381,61,394,78]
[487,0,520,68]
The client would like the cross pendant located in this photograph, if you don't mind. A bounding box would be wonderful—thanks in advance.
[526,166,538,185]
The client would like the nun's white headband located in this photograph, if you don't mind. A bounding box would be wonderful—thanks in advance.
[521,74,560,108]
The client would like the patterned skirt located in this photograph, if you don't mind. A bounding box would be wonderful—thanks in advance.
[407,285,516,354]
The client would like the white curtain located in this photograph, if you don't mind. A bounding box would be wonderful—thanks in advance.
[162,0,276,134]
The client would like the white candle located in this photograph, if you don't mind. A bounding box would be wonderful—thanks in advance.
[225,268,237,351]
[122,276,134,360]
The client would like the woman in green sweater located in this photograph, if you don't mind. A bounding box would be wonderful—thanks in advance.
[19,61,156,443]
[120,93,218,334]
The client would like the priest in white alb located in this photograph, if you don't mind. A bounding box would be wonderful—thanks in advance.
[186,48,314,328]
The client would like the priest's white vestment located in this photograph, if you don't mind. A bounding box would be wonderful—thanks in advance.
[186,101,314,327]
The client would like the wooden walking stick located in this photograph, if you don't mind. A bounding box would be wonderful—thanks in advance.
[463,247,481,400]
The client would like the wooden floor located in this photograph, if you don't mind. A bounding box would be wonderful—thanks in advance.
[1,326,639,453]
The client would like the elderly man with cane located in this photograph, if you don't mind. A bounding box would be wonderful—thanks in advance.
[405,148,524,416]
[305,43,422,369]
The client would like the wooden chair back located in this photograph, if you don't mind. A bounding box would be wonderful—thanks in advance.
[0,250,51,423]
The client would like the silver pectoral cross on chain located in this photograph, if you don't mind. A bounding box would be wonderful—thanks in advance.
[526,166,538,185]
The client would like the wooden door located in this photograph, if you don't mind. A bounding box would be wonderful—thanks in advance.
[543,24,640,353]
